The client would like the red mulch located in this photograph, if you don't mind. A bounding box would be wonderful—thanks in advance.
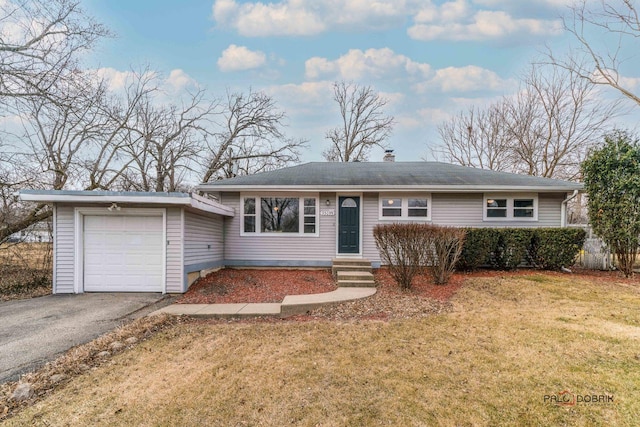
[177,269,337,304]
[177,266,639,311]
[373,268,464,301]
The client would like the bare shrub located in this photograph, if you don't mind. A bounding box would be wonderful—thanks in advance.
[373,223,429,290]
[431,227,466,285]
[374,224,466,289]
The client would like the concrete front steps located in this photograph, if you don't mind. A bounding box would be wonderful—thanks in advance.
[332,258,376,288]
[148,260,378,319]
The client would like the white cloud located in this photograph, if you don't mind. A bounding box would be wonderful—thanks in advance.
[417,108,453,125]
[165,69,197,91]
[423,65,509,92]
[212,0,564,42]
[212,0,238,23]
[93,68,199,97]
[266,81,334,108]
[305,48,431,81]
[473,0,572,8]
[94,68,141,91]
[217,44,267,72]
[212,0,416,37]
[409,2,563,41]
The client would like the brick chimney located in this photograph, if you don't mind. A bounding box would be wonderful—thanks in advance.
[383,149,395,162]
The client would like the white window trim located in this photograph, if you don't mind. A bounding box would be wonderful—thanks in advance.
[483,193,538,222]
[240,193,320,237]
[378,193,432,221]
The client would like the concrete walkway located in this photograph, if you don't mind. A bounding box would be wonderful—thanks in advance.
[150,287,377,318]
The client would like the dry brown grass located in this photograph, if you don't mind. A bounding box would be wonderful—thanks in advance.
[5,273,640,426]
[0,314,178,420]
[0,243,52,300]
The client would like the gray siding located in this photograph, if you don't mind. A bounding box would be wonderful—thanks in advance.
[219,191,565,266]
[184,211,224,266]
[221,192,335,265]
[54,205,75,293]
[431,193,562,227]
[363,193,563,265]
[165,207,183,293]
[362,193,381,263]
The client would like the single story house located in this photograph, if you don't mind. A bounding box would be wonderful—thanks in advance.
[20,161,582,294]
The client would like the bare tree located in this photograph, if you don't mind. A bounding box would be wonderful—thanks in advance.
[549,0,640,106]
[505,65,618,179]
[323,81,394,162]
[120,89,218,192]
[435,64,617,180]
[201,90,306,182]
[0,0,109,101]
[0,69,155,242]
[435,103,512,171]
[0,0,110,243]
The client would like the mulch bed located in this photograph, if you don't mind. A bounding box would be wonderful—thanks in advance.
[177,266,640,321]
[177,269,337,304]
[177,267,473,321]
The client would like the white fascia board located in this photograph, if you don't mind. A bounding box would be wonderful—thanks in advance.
[198,184,583,193]
[20,191,236,217]
[19,193,192,205]
[189,193,235,217]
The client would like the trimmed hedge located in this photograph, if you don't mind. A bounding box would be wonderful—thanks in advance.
[456,227,586,271]
[490,228,534,270]
[456,228,497,271]
[528,228,587,270]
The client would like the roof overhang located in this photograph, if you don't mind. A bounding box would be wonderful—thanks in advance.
[197,184,584,193]
[19,190,235,217]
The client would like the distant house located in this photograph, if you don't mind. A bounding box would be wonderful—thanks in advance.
[8,220,52,243]
[20,160,582,294]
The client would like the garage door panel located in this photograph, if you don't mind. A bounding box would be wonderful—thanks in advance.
[83,214,163,292]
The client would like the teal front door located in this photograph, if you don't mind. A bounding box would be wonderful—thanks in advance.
[338,196,360,254]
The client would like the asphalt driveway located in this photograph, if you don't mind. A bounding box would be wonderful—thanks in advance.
[0,293,170,383]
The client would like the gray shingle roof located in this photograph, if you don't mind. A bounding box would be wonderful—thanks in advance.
[198,162,582,191]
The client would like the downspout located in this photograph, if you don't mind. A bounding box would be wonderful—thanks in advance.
[561,190,579,227]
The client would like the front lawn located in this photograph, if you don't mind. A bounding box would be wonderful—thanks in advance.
[5,273,640,426]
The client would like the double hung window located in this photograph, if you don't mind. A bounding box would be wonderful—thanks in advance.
[484,194,537,221]
[242,195,319,235]
[379,195,431,220]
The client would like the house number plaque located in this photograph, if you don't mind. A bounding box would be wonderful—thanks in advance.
[320,209,335,216]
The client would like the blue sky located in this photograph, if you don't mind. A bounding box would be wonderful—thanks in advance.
[81,0,639,162]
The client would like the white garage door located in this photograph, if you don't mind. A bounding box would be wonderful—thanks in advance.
[83,215,164,292]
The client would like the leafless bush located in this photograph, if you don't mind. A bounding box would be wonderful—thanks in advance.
[431,227,466,285]
[374,224,466,289]
[373,223,430,290]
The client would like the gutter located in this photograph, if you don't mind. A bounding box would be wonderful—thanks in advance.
[561,189,579,227]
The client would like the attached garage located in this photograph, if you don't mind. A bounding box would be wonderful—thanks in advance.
[19,190,234,294]
[83,213,164,292]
